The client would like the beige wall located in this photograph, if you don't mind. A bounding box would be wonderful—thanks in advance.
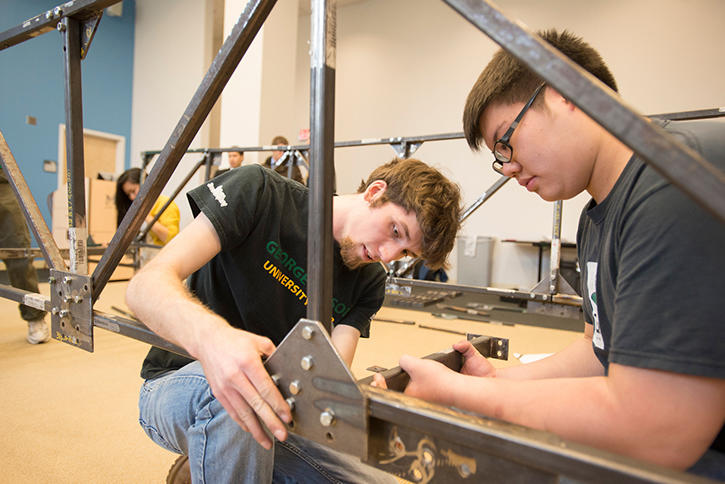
[289,0,725,287]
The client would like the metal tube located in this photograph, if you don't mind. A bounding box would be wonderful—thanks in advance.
[307,0,337,333]
[548,201,563,294]
[61,16,89,275]
[91,0,277,299]
[0,131,66,270]
[444,0,725,224]
[460,175,510,223]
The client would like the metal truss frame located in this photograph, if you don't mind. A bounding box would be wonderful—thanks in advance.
[0,0,720,482]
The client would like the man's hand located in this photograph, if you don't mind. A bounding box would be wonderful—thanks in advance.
[197,325,292,450]
[370,339,496,398]
[453,340,497,377]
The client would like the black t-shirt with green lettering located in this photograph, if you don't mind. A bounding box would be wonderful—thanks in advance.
[141,165,386,379]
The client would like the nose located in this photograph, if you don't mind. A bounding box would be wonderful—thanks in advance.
[379,243,404,264]
[501,160,521,178]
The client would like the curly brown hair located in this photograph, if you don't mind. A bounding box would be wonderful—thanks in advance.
[358,158,461,270]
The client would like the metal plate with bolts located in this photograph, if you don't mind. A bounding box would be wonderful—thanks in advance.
[264,318,367,458]
[49,269,93,351]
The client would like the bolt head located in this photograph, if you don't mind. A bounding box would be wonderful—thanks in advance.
[285,397,295,412]
[319,410,335,427]
[300,355,313,371]
[289,380,301,395]
[301,326,314,340]
[271,374,281,385]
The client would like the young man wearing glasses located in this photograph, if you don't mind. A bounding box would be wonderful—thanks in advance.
[375,29,725,478]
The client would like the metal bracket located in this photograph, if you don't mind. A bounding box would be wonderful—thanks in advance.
[264,318,367,458]
[49,269,94,351]
[80,13,102,59]
[390,139,423,158]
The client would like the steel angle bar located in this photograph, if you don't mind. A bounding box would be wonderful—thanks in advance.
[307,0,337,333]
[0,246,106,260]
[650,107,725,122]
[137,154,209,241]
[388,277,583,307]
[363,386,706,483]
[91,0,277,299]
[0,283,51,313]
[444,0,725,224]
[0,0,118,50]
[93,310,189,357]
[61,16,89,275]
[459,174,509,223]
[357,334,508,392]
[0,131,66,270]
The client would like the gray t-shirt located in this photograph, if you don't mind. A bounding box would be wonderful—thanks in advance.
[577,120,725,458]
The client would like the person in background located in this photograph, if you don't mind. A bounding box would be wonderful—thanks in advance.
[115,167,180,246]
[214,147,244,178]
[0,169,49,344]
[262,135,305,185]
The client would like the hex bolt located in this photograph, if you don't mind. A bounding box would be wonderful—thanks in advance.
[59,309,69,318]
[63,276,72,284]
[73,295,83,304]
[497,350,503,357]
[285,397,295,412]
[271,374,281,385]
[300,355,314,371]
[51,307,59,315]
[459,463,472,478]
[422,449,434,465]
[301,326,314,340]
[63,296,71,303]
[319,409,335,427]
[45,10,53,20]
[289,380,301,395]
[53,6,63,18]
[498,340,503,346]
[48,276,56,284]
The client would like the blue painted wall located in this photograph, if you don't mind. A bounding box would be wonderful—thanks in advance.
[0,0,135,235]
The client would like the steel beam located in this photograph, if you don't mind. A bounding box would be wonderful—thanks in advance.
[0,131,66,270]
[91,0,277,299]
[307,0,337,334]
[444,0,725,224]
[60,16,89,275]
[0,0,119,51]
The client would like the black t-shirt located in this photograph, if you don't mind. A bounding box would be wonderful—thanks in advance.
[141,165,386,379]
[577,120,725,455]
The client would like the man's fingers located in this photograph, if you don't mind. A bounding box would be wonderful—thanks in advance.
[231,371,289,443]
[371,373,388,389]
[215,390,271,449]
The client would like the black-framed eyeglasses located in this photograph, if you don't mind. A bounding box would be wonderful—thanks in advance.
[492,82,546,175]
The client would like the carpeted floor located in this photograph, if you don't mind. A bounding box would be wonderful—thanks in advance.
[0,279,581,483]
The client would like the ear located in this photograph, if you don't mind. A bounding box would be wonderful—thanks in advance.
[363,180,387,203]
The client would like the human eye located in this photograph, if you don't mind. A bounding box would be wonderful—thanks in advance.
[392,224,400,238]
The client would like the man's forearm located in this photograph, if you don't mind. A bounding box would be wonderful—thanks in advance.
[126,265,226,359]
[497,334,603,380]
